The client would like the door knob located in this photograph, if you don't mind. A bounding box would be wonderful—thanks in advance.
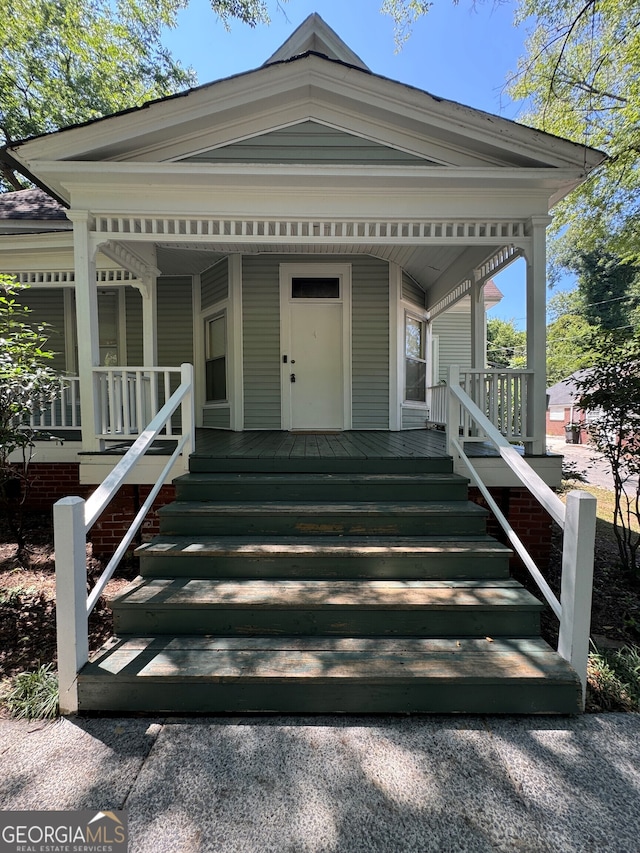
[290,373,296,383]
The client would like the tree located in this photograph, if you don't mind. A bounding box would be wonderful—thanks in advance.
[507,0,640,269]
[0,0,279,191]
[486,318,526,368]
[546,312,594,385]
[0,277,59,563]
[568,251,640,332]
[576,334,640,578]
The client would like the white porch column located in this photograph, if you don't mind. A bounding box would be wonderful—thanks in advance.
[68,210,102,452]
[525,216,552,455]
[228,254,244,431]
[388,262,402,430]
[470,275,486,370]
[140,271,158,367]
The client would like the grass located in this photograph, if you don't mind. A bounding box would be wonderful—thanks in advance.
[4,663,58,720]
[587,645,640,712]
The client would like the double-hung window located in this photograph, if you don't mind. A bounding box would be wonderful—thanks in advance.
[405,314,427,403]
[205,312,227,402]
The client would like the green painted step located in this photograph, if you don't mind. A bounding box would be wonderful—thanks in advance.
[173,472,470,503]
[158,501,490,537]
[188,456,454,474]
[136,535,512,580]
[109,577,542,637]
[77,636,582,714]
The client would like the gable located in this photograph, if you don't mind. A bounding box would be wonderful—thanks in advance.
[181,121,433,166]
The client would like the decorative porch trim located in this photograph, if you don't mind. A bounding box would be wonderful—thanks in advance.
[93,216,529,244]
[428,277,473,320]
[476,245,522,282]
[6,269,141,286]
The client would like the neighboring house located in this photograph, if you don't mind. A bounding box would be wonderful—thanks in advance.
[546,369,595,437]
[0,15,604,714]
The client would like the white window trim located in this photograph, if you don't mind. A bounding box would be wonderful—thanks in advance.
[203,307,229,406]
[403,305,429,407]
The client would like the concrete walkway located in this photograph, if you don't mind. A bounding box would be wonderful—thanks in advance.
[1,714,639,852]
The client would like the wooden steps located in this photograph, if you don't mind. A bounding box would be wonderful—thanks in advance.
[110,577,543,636]
[79,455,582,714]
[136,535,511,579]
[79,637,581,714]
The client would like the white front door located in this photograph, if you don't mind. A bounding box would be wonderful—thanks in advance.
[280,263,352,431]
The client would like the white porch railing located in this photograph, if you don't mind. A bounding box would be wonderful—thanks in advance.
[446,365,596,707]
[429,369,533,442]
[20,375,81,430]
[54,363,195,714]
[94,366,183,439]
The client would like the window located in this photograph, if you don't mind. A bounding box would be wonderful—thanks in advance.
[405,315,427,402]
[205,313,227,402]
[549,406,565,422]
[291,277,340,299]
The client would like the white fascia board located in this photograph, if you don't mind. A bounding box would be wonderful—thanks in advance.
[10,56,605,174]
[0,221,71,234]
[54,187,555,227]
[11,63,313,163]
[0,230,74,252]
[34,160,587,208]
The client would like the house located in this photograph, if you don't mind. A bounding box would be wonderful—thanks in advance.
[0,14,603,714]
[546,369,597,439]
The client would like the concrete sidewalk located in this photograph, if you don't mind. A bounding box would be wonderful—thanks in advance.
[1,714,639,852]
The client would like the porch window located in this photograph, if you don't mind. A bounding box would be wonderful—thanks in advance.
[405,314,427,402]
[205,313,227,402]
[291,277,340,299]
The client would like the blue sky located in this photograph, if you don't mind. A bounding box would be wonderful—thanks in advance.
[163,0,574,328]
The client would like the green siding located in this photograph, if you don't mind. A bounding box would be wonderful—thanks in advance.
[242,257,281,429]
[203,407,231,429]
[125,287,143,366]
[402,406,428,429]
[201,260,228,310]
[19,288,67,372]
[352,257,389,429]
[184,122,429,166]
[432,306,471,382]
[402,273,425,309]
[157,277,193,369]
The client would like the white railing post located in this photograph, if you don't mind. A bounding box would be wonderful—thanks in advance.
[181,362,195,468]
[446,365,460,457]
[558,489,597,709]
[54,496,89,715]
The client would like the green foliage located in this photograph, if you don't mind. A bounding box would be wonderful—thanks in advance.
[577,335,640,577]
[546,311,594,384]
[569,251,640,331]
[4,664,58,720]
[486,318,526,368]
[0,0,279,190]
[508,0,640,268]
[0,276,59,560]
[381,0,435,47]
[587,645,640,712]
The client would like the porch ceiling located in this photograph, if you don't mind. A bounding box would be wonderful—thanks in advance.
[154,242,499,295]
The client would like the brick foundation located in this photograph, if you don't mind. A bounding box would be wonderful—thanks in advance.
[19,462,82,511]
[468,486,554,566]
[87,484,176,559]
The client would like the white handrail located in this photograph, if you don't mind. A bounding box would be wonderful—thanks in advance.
[86,432,190,613]
[446,365,596,707]
[448,377,566,528]
[451,436,561,618]
[54,363,195,714]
